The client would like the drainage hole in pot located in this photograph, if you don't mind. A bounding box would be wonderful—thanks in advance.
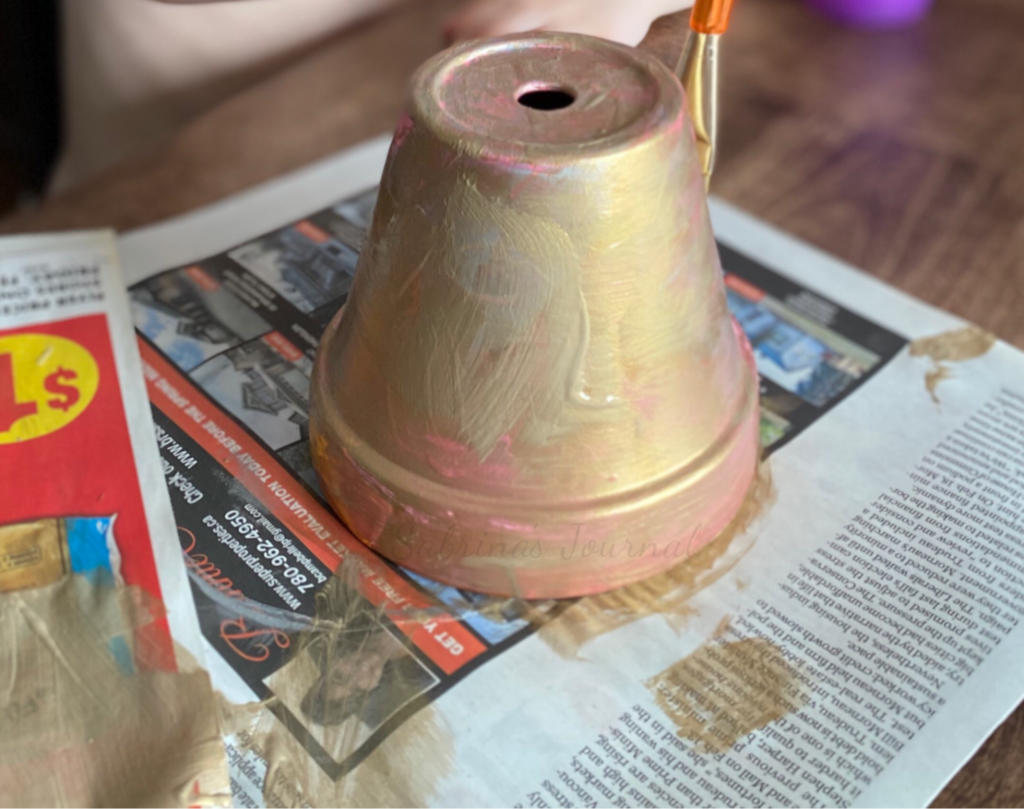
[517,88,575,111]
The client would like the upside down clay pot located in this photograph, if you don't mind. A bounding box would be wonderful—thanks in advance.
[309,32,760,598]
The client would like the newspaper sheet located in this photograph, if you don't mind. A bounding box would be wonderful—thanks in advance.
[0,231,230,805]
[120,136,1024,808]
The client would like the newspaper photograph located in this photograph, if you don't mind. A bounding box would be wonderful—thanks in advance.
[117,137,1024,808]
[0,231,230,806]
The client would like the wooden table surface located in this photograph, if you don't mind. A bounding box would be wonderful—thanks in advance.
[5,0,1023,804]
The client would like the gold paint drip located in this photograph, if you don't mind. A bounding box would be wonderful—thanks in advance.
[909,326,997,404]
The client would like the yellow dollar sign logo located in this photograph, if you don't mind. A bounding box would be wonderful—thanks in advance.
[0,334,99,444]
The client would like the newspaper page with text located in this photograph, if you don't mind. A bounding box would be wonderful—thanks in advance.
[120,137,1024,808]
[0,231,229,806]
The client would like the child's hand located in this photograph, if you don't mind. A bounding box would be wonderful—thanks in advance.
[445,0,696,47]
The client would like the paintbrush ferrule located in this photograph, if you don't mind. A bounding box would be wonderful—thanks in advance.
[679,30,720,189]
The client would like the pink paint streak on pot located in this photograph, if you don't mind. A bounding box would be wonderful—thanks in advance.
[309,32,760,598]
[805,0,934,28]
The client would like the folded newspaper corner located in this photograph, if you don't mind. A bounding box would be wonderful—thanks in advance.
[0,232,231,807]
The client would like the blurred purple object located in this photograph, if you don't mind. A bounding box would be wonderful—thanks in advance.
[806,0,934,28]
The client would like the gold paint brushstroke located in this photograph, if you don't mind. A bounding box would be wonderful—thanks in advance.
[537,461,775,658]
[221,681,453,808]
[218,556,455,807]
[338,703,454,807]
[0,574,229,807]
[909,326,997,404]
[645,637,810,753]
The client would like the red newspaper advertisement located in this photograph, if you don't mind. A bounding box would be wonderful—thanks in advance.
[0,231,229,806]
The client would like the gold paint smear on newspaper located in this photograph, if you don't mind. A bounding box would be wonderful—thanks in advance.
[909,326,996,363]
[711,614,732,640]
[340,704,454,806]
[645,637,810,753]
[223,689,453,807]
[216,691,277,737]
[0,574,229,807]
[537,461,775,659]
[909,326,997,404]
[923,365,954,403]
[222,557,455,807]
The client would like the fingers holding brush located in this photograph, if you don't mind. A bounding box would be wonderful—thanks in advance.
[445,0,696,47]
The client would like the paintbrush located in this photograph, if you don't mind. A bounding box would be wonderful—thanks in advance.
[680,0,737,188]
[638,0,737,188]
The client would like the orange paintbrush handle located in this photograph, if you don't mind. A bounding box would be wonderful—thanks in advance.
[690,0,737,35]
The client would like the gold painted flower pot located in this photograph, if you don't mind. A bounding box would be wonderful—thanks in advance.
[309,32,759,598]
